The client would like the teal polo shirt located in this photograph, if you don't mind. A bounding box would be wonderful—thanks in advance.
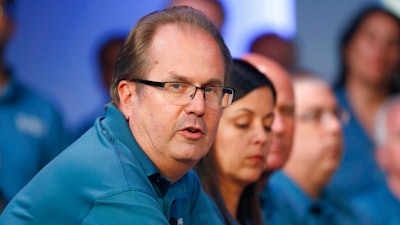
[0,76,71,206]
[1,105,223,225]
[264,170,373,225]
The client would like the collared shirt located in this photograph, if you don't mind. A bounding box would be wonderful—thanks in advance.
[0,76,71,206]
[263,171,371,225]
[260,181,286,225]
[0,105,223,225]
[329,88,385,197]
[382,185,400,224]
[349,183,400,225]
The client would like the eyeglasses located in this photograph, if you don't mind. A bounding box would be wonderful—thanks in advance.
[297,108,349,125]
[131,79,235,109]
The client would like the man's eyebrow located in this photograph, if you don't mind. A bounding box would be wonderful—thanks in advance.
[166,73,189,82]
[167,73,224,86]
[204,78,224,86]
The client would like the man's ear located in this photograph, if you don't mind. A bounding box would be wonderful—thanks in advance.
[118,80,135,120]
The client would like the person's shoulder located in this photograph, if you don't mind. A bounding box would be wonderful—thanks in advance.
[333,86,350,109]
[38,134,130,191]
[12,82,65,120]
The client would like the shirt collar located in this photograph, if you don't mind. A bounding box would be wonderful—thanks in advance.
[102,104,171,197]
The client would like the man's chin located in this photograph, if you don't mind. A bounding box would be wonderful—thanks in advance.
[266,154,285,171]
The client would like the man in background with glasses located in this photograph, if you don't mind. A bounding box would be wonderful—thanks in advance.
[1,6,233,225]
[267,72,371,224]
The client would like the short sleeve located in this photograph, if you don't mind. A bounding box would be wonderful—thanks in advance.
[81,190,170,225]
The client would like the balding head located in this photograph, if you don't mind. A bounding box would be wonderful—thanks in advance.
[242,53,295,173]
[168,0,225,30]
[250,33,296,71]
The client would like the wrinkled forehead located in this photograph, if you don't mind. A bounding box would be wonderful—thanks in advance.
[147,23,225,82]
[294,80,337,111]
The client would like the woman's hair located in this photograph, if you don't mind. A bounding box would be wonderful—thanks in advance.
[229,59,276,104]
[195,59,276,225]
[110,6,232,105]
[334,4,400,90]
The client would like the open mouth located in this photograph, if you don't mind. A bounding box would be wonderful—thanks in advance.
[181,126,204,140]
[187,128,200,133]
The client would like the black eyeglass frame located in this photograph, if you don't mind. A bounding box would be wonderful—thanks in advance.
[130,78,235,107]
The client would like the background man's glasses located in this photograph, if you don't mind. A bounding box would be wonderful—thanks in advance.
[297,108,349,125]
[131,79,234,109]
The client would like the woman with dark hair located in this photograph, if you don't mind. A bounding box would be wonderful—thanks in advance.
[195,59,276,225]
[330,2,400,212]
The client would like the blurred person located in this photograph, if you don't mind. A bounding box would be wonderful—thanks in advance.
[369,94,400,223]
[1,6,233,224]
[74,32,127,138]
[168,0,225,30]
[375,95,400,202]
[0,0,71,211]
[242,53,295,175]
[195,59,276,225]
[268,72,370,224]
[330,4,400,201]
[339,94,400,224]
[249,32,297,72]
[241,53,295,224]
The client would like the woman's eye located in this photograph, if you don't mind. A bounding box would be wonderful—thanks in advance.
[263,126,272,132]
[236,123,249,129]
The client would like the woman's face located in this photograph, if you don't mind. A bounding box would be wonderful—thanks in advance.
[213,86,275,187]
[345,11,400,86]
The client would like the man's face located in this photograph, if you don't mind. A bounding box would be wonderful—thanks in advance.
[242,54,295,172]
[122,24,225,171]
[289,80,343,174]
[266,67,295,171]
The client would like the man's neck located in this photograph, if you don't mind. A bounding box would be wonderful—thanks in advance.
[284,165,333,200]
[150,154,195,184]
[346,76,389,106]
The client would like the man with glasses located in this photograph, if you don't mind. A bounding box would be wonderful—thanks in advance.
[267,72,370,224]
[1,6,233,225]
